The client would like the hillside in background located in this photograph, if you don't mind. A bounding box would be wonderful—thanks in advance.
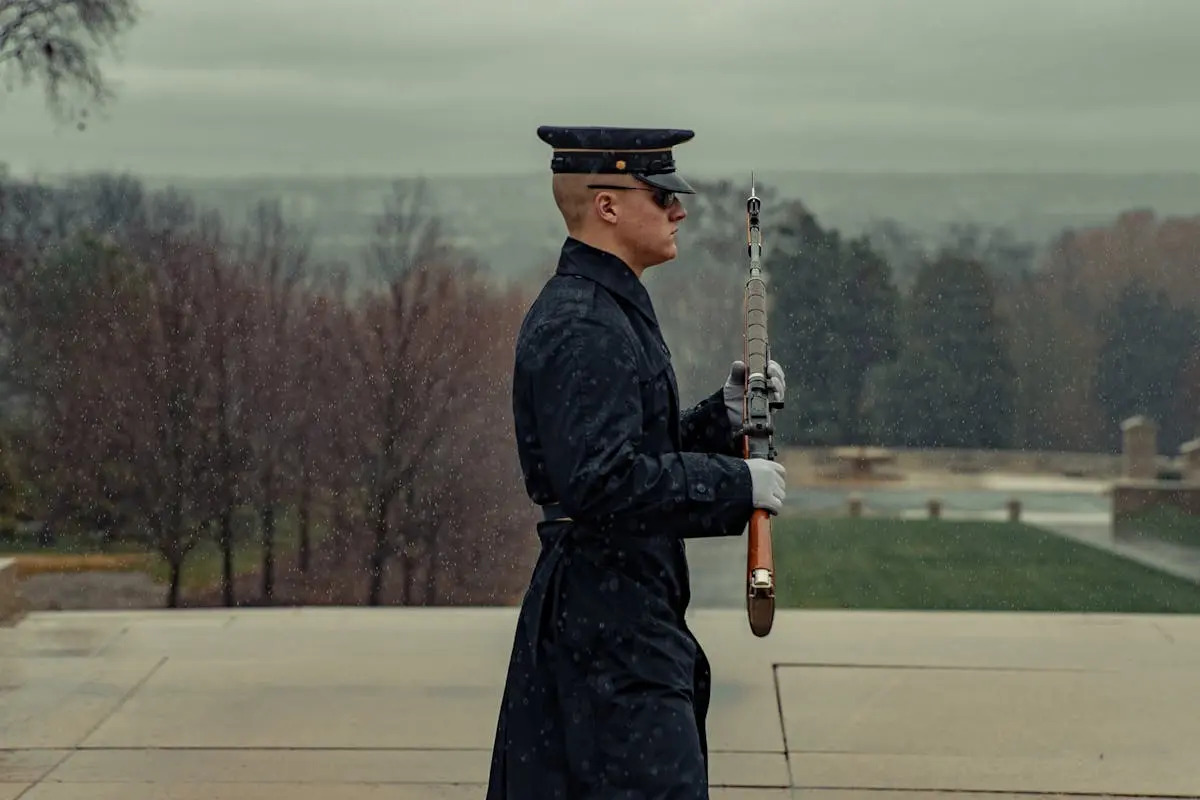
[129,170,1200,282]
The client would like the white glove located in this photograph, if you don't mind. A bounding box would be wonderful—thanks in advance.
[744,458,787,515]
[722,359,786,429]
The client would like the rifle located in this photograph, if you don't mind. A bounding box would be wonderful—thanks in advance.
[740,174,783,638]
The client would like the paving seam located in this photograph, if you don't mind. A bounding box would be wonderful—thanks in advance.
[790,786,1200,799]
[771,663,794,788]
[46,654,170,772]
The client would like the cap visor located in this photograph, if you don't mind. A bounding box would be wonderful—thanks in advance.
[635,171,695,194]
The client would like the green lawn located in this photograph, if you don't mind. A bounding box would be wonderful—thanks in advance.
[772,517,1200,613]
[145,538,281,592]
[11,515,1200,613]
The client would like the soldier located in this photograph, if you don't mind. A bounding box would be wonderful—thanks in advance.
[487,125,788,799]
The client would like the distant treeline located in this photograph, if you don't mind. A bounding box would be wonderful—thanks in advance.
[1,170,1198,607]
[0,171,535,607]
[647,179,1200,458]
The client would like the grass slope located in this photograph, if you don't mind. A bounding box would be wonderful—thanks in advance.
[772,517,1200,613]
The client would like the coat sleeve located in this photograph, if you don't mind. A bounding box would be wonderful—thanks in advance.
[680,389,742,457]
[532,315,754,539]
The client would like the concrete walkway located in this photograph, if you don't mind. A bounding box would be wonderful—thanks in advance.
[3,607,1200,798]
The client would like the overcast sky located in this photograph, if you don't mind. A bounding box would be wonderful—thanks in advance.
[3,0,1199,178]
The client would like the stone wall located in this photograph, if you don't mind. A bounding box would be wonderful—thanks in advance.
[779,446,1125,481]
[1111,479,1200,528]
[1108,416,1200,534]
[778,416,1191,484]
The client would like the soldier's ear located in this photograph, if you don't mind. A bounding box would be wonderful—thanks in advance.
[594,191,619,225]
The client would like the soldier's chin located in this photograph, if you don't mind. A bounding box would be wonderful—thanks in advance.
[637,239,678,269]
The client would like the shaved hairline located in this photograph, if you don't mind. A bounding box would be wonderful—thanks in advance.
[551,172,642,232]
[551,173,593,231]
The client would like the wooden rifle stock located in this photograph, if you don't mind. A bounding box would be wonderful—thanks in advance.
[740,174,781,638]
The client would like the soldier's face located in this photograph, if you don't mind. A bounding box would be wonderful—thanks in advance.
[613,182,688,270]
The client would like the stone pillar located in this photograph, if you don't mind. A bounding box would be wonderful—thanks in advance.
[847,493,863,518]
[1179,438,1200,482]
[0,558,21,624]
[1007,498,1021,522]
[1121,416,1158,480]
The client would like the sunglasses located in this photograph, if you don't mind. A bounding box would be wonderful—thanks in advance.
[587,183,679,210]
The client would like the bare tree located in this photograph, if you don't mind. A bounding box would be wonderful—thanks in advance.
[235,199,308,603]
[197,221,255,607]
[9,226,220,606]
[288,287,344,576]
[399,282,535,605]
[348,265,455,605]
[0,0,139,127]
[364,178,485,282]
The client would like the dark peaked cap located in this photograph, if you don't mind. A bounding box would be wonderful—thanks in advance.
[536,125,697,194]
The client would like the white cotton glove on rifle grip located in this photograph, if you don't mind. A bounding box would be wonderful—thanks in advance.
[744,459,787,515]
[723,359,787,430]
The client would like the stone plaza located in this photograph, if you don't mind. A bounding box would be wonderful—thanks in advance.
[3,603,1198,799]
